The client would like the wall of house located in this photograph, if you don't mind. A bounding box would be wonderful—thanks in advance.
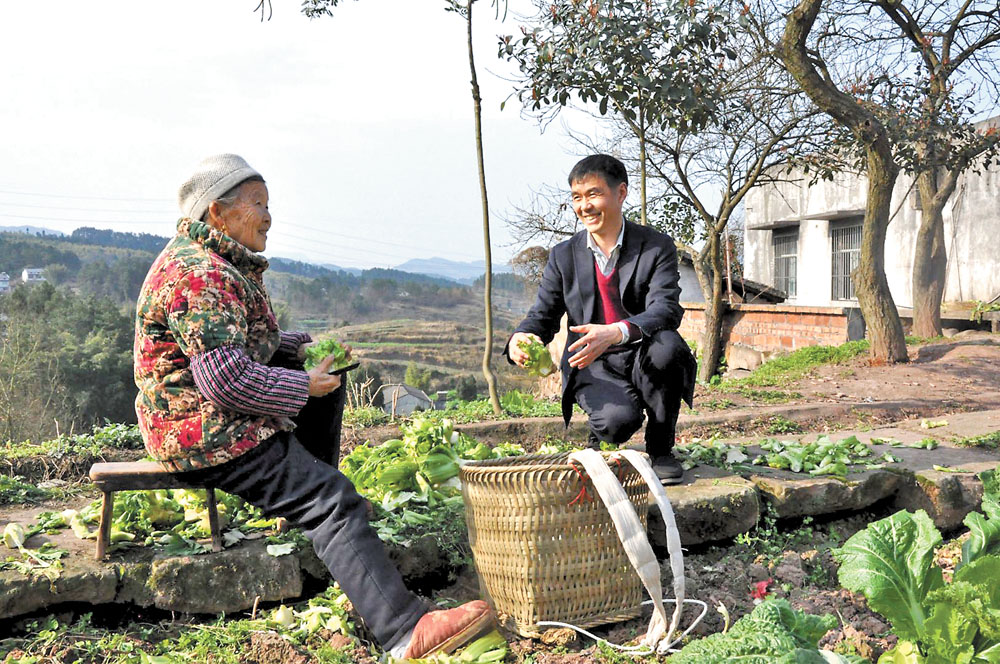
[744,157,1000,307]
[678,262,704,303]
[678,302,863,353]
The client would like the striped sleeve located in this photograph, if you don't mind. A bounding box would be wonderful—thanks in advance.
[190,345,310,417]
[274,331,312,363]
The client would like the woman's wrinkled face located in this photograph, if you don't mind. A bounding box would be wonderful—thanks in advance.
[216,181,271,252]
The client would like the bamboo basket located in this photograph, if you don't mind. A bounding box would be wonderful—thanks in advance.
[460,452,650,637]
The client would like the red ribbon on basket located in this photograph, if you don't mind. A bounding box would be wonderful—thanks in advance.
[568,461,592,506]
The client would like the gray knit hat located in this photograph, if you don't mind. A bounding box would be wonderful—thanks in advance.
[178,154,262,222]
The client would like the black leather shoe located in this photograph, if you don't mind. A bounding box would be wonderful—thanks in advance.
[586,431,603,451]
[650,453,684,485]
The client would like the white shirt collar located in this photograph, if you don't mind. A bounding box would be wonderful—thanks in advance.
[586,221,625,260]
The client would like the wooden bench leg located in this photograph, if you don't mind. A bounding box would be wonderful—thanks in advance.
[96,491,114,560]
[205,487,223,553]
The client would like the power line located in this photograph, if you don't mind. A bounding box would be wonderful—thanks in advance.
[0,187,172,203]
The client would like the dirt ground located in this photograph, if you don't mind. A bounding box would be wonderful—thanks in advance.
[709,332,1000,409]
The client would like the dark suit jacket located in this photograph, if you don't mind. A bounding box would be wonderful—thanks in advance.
[507,221,691,420]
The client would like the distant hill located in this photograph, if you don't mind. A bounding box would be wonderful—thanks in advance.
[393,257,513,283]
[0,225,65,237]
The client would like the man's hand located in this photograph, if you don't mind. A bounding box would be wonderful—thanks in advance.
[307,354,342,397]
[508,332,542,367]
[567,324,624,369]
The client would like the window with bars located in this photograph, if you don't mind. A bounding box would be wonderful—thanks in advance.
[772,229,798,297]
[831,221,862,301]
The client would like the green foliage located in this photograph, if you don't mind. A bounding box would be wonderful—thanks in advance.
[516,337,555,377]
[678,433,896,479]
[766,415,802,435]
[404,361,433,392]
[833,481,1000,662]
[0,475,51,505]
[342,405,389,428]
[0,284,136,443]
[953,431,1000,450]
[724,340,870,388]
[664,599,846,663]
[303,338,351,372]
[504,0,735,133]
[971,300,1000,323]
[431,390,562,423]
[1,423,143,461]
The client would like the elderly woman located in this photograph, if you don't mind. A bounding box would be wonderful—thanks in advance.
[134,154,491,659]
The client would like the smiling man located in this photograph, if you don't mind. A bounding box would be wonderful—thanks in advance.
[506,154,696,483]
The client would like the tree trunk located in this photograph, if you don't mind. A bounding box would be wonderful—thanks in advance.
[466,1,502,414]
[855,149,909,362]
[639,113,648,226]
[910,169,954,338]
[698,236,727,382]
[780,0,907,364]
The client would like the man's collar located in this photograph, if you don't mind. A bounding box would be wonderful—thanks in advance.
[586,220,626,258]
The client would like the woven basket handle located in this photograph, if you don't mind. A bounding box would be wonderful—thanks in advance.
[567,449,681,652]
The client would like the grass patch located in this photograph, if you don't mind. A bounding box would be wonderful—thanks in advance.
[953,431,1000,450]
[722,340,870,388]
[699,398,737,411]
[731,387,803,403]
[1,423,143,461]
[343,406,390,428]
[765,415,803,435]
[0,475,54,505]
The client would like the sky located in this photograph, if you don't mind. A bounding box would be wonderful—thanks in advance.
[0,1,598,269]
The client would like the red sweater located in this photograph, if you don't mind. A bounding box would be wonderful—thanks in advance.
[594,260,639,340]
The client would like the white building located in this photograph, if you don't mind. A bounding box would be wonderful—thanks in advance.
[378,384,433,416]
[0,272,9,294]
[21,268,46,284]
[743,121,1000,309]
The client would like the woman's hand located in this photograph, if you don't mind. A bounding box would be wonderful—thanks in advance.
[307,355,342,397]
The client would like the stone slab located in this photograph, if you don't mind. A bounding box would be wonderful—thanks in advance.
[892,464,997,531]
[649,467,760,546]
[751,469,901,519]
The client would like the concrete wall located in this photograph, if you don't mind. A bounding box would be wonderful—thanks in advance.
[744,156,1000,306]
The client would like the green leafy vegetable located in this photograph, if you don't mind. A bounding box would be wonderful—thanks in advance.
[517,337,555,377]
[663,599,844,663]
[303,338,351,372]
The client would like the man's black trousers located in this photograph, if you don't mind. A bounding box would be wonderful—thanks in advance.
[573,328,694,457]
[174,388,427,647]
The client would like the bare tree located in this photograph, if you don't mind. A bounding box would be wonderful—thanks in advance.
[779,0,910,363]
[301,0,505,413]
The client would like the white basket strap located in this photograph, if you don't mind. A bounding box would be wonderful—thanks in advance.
[567,450,668,649]
[614,450,686,653]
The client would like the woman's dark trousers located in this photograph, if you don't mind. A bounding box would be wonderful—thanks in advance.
[174,388,426,647]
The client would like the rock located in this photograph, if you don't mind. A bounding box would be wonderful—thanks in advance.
[0,561,118,618]
[752,469,900,518]
[942,328,960,338]
[650,474,760,546]
[892,465,993,530]
[726,343,765,372]
[245,631,313,664]
[387,534,458,594]
[773,552,806,588]
[144,540,305,613]
[747,562,770,583]
[540,627,579,648]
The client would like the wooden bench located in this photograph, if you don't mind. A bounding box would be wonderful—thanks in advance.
[88,461,223,559]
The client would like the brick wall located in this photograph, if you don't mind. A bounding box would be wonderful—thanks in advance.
[678,303,864,353]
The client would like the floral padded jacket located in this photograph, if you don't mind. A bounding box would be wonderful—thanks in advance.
[134,218,300,472]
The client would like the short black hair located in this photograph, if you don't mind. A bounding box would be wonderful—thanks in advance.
[567,154,628,189]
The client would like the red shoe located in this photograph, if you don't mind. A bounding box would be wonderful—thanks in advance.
[402,600,494,659]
